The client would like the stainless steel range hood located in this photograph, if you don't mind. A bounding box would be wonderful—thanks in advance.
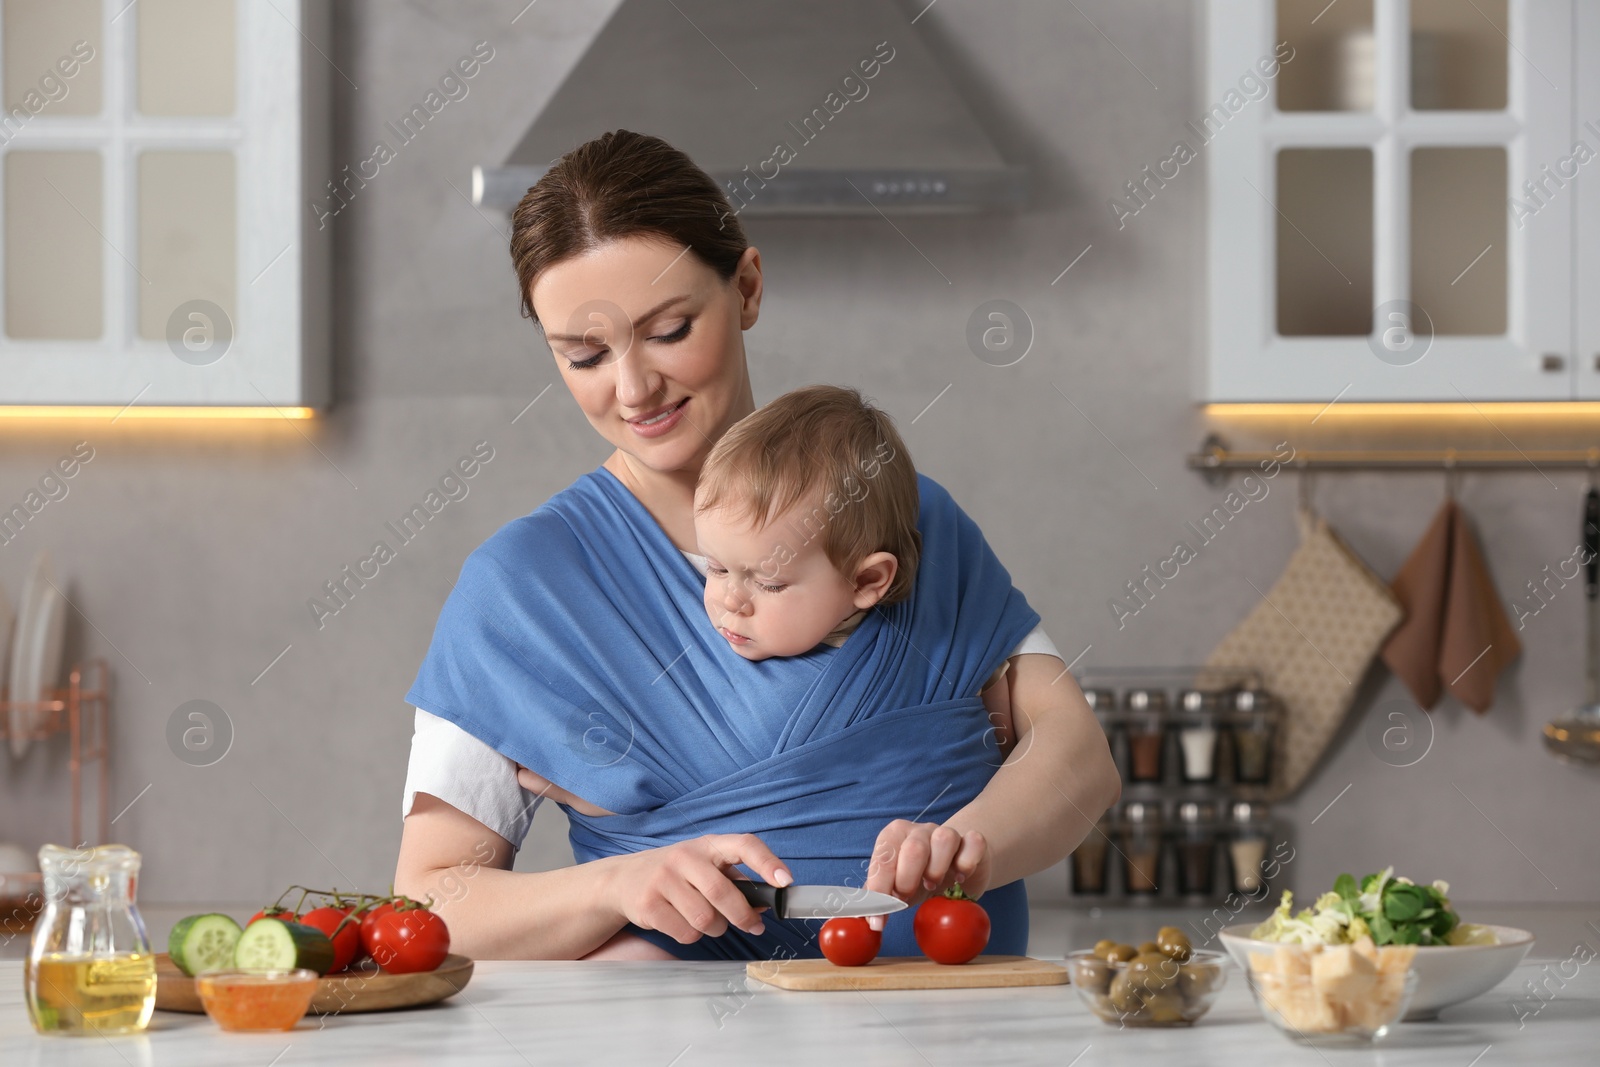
[473,0,1025,216]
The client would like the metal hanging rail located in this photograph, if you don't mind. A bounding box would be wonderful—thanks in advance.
[1189,434,1600,477]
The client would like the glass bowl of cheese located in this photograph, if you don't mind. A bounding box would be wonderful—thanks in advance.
[1245,940,1418,1045]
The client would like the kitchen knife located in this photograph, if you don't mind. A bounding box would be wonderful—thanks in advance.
[733,880,907,920]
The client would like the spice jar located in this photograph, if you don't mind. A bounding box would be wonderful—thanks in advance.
[1176,689,1220,783]
[1229,690,1278,785]
[1120,801,1163,895]
[1228,801,1272,895]
[1081,688,1123,779]
[1175,801,1217,897]
[1069,813,1112,896]
[1123,689,1168,783]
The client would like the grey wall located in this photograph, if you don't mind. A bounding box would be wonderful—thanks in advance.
[2,0,1595,911]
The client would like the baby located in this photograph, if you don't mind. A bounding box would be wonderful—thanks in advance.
[693,385,1017,753]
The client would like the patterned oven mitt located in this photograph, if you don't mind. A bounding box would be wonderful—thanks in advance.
[1205,507,1404,798]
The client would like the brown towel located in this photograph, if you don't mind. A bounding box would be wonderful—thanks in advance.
[1380,499,1520,713]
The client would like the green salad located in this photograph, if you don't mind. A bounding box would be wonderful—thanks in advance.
[1251,867,1496,947]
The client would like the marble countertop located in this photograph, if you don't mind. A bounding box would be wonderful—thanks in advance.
[4,904,1597,1065]
[10,901,1597,964]
[3,954,1596,1066]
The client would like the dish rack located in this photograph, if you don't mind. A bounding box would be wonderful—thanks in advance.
[0,658,111,847]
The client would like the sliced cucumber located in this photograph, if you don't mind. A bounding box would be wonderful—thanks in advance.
[233,918,335,975]
[168,913,243,977]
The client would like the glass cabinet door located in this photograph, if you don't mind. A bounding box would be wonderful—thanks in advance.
[0,0,321,410]
[1208,0,1575,402]
[1578,2,1600,399]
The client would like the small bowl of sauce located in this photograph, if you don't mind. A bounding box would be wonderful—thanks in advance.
[195,969,319,1031]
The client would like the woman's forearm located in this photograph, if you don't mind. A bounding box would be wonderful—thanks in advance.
[945,655,1121,890]
[407,863,629,960]
[395,793,628,959]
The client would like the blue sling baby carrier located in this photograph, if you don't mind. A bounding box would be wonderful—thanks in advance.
[407,467,1040,960]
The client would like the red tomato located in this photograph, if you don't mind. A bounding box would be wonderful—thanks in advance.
[301,906,362,972]
[248,907,298,926]
[913,886,990,965]
[819,918,881,967]
[358,901,398,958]
[368,907,450,974]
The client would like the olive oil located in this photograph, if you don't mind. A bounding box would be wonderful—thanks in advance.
[26,952,156,1034]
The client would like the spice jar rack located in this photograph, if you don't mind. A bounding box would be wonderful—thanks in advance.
[1068,666,1289,906]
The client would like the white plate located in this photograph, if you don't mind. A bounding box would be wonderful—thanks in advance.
[0,579,14,707]
[1220,923,1535,1021]
[31,577,67,716]
[7,552,52,758]
[7,561,39,757]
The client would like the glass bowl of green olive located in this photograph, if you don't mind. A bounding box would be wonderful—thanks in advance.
[1066,927,1229,1028]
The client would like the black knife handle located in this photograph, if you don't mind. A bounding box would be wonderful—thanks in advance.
[733,880,784,918]
[1586,488,1599,596]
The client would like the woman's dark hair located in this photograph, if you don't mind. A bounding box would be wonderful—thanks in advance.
[509,130,749,322]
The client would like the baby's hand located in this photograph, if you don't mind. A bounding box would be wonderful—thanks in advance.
[862,820,991,931]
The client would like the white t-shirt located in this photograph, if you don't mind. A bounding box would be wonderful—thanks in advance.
[402,550,1061,850]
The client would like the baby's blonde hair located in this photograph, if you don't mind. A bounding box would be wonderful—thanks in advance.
[697,385,920,604]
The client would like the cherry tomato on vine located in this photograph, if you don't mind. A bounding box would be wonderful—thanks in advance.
[300,905,362,972]
[358,901,399,958]
[248,907,299,926]
[368,906,450,974]
[913,885,990,965]
[819,917,882,967]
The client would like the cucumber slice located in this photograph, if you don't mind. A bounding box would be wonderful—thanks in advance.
[168,913,243,977]
[233,918,335,975]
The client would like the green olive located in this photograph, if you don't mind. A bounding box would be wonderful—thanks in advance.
[1137,940,1161,956]
[1178,960,1222,1000]
[1156,927,1193,962]
[1108,971,1148,1013]
[1142,991,1186,1024]
[1074,957,1113,995]
[1124,952,1176,998]
[1104,943,1137,963]
[1091,938,1117,960]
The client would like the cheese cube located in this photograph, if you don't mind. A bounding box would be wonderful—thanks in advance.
[1376,945,1417,974]
[1278,982,1341,1033]
[1344,972,1407,1032]
[1311,944,1377,1002]
[1275,945,1313,978]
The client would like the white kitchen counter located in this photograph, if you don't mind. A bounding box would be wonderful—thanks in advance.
[10,900,1596,964]
[3,951,1596,1066]
[5,903,1597,1065]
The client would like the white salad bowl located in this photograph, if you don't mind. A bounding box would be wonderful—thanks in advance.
[1219,924,1534,1021]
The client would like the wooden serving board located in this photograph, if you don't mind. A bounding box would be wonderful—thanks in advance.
[154,953,474,1014]
[746,954,1069,991]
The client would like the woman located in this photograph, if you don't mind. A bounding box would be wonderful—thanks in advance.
[395,130,1119,961]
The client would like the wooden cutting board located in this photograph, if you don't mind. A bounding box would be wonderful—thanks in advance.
[153,952,474,1014]
[746,954,1069,991]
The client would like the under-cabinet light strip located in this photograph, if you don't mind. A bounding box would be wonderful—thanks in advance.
[0,406,315,420]
[1205,403,1600,418]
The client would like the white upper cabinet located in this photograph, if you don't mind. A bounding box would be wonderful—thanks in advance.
[0,0,328,410]
[1206,0,1579,402]
[1579,2,1600,398]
